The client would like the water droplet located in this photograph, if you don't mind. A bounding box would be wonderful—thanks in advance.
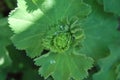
[50,60,56,64]
[60,25,64,30]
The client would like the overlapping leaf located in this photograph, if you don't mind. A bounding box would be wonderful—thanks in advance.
[8,0,94,79]
[96,0,120,16]
[35,52,94,80]
[0,18,12,68]
[103,0,120,16]
[81,0,119,60]
[82,0,120,79]
[116,64,120,80]
[93,41,120,80]
[97,0,103,5]
[8,0,91,57]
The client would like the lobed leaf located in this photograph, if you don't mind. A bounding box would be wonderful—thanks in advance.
[103,0,120,16]
[35,52,94,80]
[81,0,119,60]
[9,0,94,80]
[93,42,120,80]
[9,0,91,58]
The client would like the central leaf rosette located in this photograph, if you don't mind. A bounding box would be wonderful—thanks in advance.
[42,17,85,53]
[53,32,71,53]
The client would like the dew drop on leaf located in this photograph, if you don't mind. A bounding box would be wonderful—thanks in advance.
[50,60,56,64]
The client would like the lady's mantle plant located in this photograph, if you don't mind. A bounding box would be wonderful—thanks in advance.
[8,0,120,80]
[8,0,94,79]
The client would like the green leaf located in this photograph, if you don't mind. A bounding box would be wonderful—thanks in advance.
[9,0,91,58]
[93,41,120,80]
[97,0,103,5]
[0,70,6,80]
[81,0,119,60]
[35,52,94,80]
[0,18,12,68]
[103,0,120,16]
[22,69,44,80]
[116,64,120,80]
